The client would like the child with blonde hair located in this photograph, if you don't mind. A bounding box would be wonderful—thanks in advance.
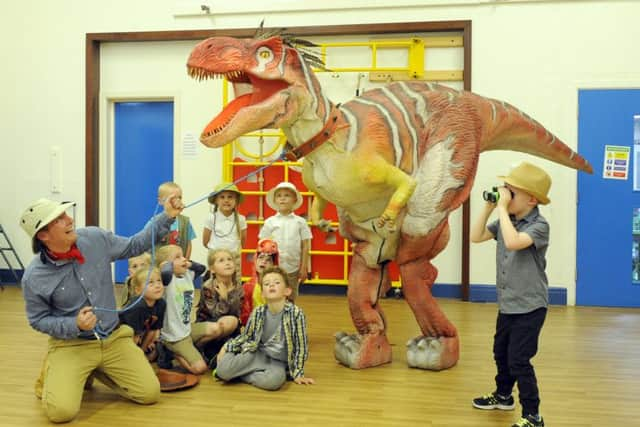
[196,248,244,367]
[118,252,151,307]
[216,266,314,390]
[158,182,196,259]
[202,183,247,283]
[156,244,213,374]
[119,267,166,362]
[259,182,312,302]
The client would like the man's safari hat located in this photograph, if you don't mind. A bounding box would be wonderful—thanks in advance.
[208,182,244,204]
[266,182,303,211]
[20,199,76,252]
[498,162,551,205]
[156,368,199,392]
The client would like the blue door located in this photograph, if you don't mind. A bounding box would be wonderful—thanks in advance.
[577,89,640,307]
[114,101,174,282]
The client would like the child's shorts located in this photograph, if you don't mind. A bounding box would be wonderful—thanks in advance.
[163,324,209,365]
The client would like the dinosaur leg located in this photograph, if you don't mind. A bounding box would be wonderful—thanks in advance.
[334,251,392,369]
[397,220,460,371]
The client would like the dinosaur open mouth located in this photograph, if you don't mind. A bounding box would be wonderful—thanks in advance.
[188,66,289,138]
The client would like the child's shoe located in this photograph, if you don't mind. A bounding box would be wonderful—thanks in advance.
[511,414,544,427]
[472,392,515,410]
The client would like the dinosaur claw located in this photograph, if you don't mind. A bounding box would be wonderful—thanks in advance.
[406,335,459,371]
[334,332,392,369]
[317,219,335,233]
[376,214,396,232]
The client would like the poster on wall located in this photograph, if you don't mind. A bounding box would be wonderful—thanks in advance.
[634,116,640,190]
[182,131,199,158]
[603,145,630,180]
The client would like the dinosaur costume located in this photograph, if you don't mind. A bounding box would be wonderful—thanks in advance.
[186,34,592,371]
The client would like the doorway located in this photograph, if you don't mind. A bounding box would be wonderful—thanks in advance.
[113,101,174,282]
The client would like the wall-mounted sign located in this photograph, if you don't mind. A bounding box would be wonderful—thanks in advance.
[603,145,630,180]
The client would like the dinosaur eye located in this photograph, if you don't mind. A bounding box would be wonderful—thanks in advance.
[257,47,273,60]
[254,46,276,72]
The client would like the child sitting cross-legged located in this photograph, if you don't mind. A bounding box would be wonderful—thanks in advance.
[118,267,166,362]
[215,266,314,390]
[196,249,244,368]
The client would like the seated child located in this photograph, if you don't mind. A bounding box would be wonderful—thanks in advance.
[156,244,212,374]
[196,248,244,367]
[216,266,315,390]
[240,238,279,326]
[118,252,151,308]
[118,267,166,362]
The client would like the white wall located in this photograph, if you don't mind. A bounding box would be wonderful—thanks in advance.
[2,0,639,305]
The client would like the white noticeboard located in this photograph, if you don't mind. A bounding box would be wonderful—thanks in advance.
[182,132,199,159]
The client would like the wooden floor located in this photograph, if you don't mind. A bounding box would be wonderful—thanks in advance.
[1,286,639,426]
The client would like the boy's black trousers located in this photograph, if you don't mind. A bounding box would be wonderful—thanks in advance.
[493,307,547,417]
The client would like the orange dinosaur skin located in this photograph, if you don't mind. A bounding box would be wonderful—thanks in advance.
[187,35,592,370]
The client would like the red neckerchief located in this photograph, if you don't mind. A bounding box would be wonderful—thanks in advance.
[48,244,85,264]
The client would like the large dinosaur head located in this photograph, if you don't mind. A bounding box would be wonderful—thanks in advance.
[187,36,321,147]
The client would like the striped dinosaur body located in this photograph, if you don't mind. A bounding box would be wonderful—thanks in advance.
[187,35,592,370]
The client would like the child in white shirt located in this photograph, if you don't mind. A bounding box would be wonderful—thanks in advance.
[259,182,312,302]
[202,183,247,284]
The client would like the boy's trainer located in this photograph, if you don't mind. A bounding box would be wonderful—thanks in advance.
[512,414,544,427]
[472,392,515,410]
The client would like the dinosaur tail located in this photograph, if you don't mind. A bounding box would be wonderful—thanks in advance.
[475,95,593,173]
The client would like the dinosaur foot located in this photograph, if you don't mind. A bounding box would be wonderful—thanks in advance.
[334,332,392,369]
[406,335,459,371]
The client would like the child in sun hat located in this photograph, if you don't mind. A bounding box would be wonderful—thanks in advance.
[202,182,247,284]
[259,182,311,302]
[470,161,552,427]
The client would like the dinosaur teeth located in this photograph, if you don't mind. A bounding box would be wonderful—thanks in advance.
[187,68,246,81]
[187,66,221,81]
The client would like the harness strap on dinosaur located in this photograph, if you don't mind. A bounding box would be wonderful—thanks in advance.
[284,104,343,161]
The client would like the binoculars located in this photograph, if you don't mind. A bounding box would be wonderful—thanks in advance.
[482,186,514,203]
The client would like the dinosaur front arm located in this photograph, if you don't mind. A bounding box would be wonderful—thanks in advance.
[310,193,333,232]
[362,159,417,230]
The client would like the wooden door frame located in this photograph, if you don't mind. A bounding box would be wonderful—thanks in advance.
[85,20,472,298]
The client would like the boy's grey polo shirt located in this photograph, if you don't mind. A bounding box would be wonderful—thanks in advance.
[488,206,549,314]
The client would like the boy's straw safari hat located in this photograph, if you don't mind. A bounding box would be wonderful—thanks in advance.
[266,182,303,211]
[498,162,551,205]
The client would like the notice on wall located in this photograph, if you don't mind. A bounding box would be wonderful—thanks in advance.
[603,145,630,180]
[182,132,199,158]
